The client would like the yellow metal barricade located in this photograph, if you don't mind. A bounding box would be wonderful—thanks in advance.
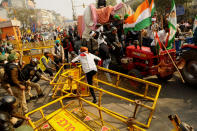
[9,40,55,64]
[26,93,121,131]
[47,65,161,130]
[50,63,89,99]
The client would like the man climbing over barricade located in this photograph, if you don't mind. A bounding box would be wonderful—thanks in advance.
[71,47,101,103]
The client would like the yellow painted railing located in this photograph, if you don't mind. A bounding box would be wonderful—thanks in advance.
[47,64,161,130]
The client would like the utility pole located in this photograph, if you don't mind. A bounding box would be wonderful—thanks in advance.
[71,0,76,21]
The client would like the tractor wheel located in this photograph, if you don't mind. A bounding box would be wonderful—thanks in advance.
[157,74,173,81]
[181,50,197,85]
[128,69,143,79]
[128,69,143,88]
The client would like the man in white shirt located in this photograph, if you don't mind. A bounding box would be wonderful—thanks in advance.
[150,25,169,55]
[71,47,101,103]
[52,40,64,71]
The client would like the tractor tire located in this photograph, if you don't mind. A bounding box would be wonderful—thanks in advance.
[181,50,197,85]
[128,69,143,90]
[157,74,173,81]
[128,69,143,79]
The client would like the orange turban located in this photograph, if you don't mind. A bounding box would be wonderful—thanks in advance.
[80,47,88,53]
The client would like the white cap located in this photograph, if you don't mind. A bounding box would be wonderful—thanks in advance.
[152,18,156,22]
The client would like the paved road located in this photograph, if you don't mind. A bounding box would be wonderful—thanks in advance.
[144,72,197,130]
[0,71,196,130]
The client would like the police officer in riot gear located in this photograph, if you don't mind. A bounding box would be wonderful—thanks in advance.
[0,96,30,129]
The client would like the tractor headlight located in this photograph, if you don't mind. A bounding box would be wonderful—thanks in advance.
[121,58,132,64]
[121,58,129,64]
[145,60,149,64]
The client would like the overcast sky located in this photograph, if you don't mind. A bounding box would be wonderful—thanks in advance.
[34,0,122,20]
[34,0,95,20]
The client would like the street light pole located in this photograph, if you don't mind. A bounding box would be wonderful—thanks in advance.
[71,0,76,20]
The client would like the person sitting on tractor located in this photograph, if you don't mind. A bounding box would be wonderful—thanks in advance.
[150,24,170,55]
[71,47,101,104]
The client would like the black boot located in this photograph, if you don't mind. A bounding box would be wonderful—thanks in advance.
[92,99,97,104]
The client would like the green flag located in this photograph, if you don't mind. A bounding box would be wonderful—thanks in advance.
[150,0,156,17]
[167,0,177,49]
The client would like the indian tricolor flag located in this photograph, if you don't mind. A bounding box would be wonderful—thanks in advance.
[167,0,177,49]
[150,0,156,17]
[124,0,151,32]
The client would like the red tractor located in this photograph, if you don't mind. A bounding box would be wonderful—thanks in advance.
[121,45,176,81]
[179,44,197,85]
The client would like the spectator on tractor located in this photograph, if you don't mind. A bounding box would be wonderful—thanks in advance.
[112,15,124,42]
[125,31,133,46]
[71,47,101,104]
[4,53,28,113]
[142,29,153,47]
[105,27,122,64]
[146,18,159,45]
[38,52,56,77]
[52,40,64,71]
[150,25,170,55]
[89,30,111,70]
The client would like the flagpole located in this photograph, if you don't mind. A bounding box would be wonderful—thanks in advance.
[160,41,185,83]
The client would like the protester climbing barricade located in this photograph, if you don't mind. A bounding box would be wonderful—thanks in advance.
[45,65,162,130]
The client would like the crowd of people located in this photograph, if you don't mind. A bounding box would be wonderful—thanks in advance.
[0,40,53,130]
[0,10,197,130]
